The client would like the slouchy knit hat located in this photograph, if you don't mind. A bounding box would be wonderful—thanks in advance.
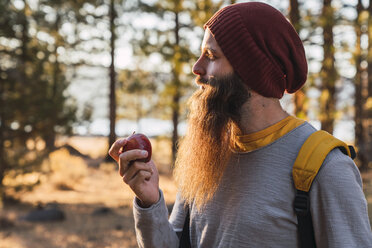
[204,2,307,99]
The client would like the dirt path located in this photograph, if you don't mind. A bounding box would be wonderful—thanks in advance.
[1,202,137,248]
[0,144,177,248]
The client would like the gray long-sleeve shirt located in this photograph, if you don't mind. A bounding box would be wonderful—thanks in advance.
[133,122,372,247]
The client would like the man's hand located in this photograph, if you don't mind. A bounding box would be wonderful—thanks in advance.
[109,138,160,207]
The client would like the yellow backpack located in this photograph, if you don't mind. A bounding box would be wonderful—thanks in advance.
[292,130,356,248]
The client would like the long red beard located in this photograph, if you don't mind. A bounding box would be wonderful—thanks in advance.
[174,73,249,210]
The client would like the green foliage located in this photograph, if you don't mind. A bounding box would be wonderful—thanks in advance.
[0,0,86,199]
[130,0,224,122]
[117,68,158,123]
[127,0,227,162]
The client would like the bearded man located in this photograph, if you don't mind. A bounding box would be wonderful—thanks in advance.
[109,2,372,247]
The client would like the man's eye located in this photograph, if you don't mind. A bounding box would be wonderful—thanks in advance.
[205,53,215,60]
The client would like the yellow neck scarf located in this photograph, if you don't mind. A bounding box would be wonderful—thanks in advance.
[231,116,305,152]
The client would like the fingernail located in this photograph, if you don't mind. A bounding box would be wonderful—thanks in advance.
[141,151,148,156]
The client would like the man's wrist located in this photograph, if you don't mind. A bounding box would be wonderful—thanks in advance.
[136,191,161,208]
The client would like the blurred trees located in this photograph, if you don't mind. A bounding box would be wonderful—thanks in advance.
[285,0,372,169]
[360,0,372,170]
[107,0,127,154]
[117,68,157,131]
[367,0,372,169]
[0,0,94,202]
[319,0,337,134]
[1,0,372,200]
[289,0,308,119]
[130,0,224,163]
[108,0,118,153]
[131,0,192,163]
[354,0,367,171]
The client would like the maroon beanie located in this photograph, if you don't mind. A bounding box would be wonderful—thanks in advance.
[204,2,307,99]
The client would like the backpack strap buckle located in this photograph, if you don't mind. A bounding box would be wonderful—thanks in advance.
[294,190,310,217]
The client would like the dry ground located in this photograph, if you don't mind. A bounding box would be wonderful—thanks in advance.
[0,136,177,248]
[1,136,371,248]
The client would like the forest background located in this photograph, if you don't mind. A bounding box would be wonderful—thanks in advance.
[1,0,372,247]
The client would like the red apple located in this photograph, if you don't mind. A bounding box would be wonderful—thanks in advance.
[121,133,152,163]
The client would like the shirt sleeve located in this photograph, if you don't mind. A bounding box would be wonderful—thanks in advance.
[133,189,183,248]
[310,149,372,248]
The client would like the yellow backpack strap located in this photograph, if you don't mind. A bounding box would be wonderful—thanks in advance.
[292,130,352,193]
[292,130,354,248]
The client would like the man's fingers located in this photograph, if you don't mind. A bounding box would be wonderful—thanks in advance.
[108,139,127,161]
[123,162,153,183]
[118,150,149,177]
[126,170,152,188]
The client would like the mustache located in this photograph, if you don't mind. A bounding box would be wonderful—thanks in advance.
[196,76,213,86]
[190,73,250,133]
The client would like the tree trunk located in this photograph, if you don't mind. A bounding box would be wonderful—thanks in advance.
[171,11,181,164]
[46,14,61,151]
[364,0,372,170]
[355,0,368,171]
[46,47,59,150]
[319,0,337,134]
[369,0,372,97]
[289,0,300,32]
[171,90,180,164]
[20,0,29,89]
[108,0,117,153]
[0,68,6,205]
[289,0,307,118]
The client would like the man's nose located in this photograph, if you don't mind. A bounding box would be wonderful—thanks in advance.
[192,57,205,76]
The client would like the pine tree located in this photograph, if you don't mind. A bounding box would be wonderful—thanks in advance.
[319,0,338,133]
[289,0,308,119]
[108,0,119,154]
[353,0,369,171]
[0,0,89,203]
[365,0,372,169]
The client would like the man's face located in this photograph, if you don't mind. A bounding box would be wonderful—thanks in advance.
[192,28,234,87]
[173,28,251,210]
[173,31,250,208]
